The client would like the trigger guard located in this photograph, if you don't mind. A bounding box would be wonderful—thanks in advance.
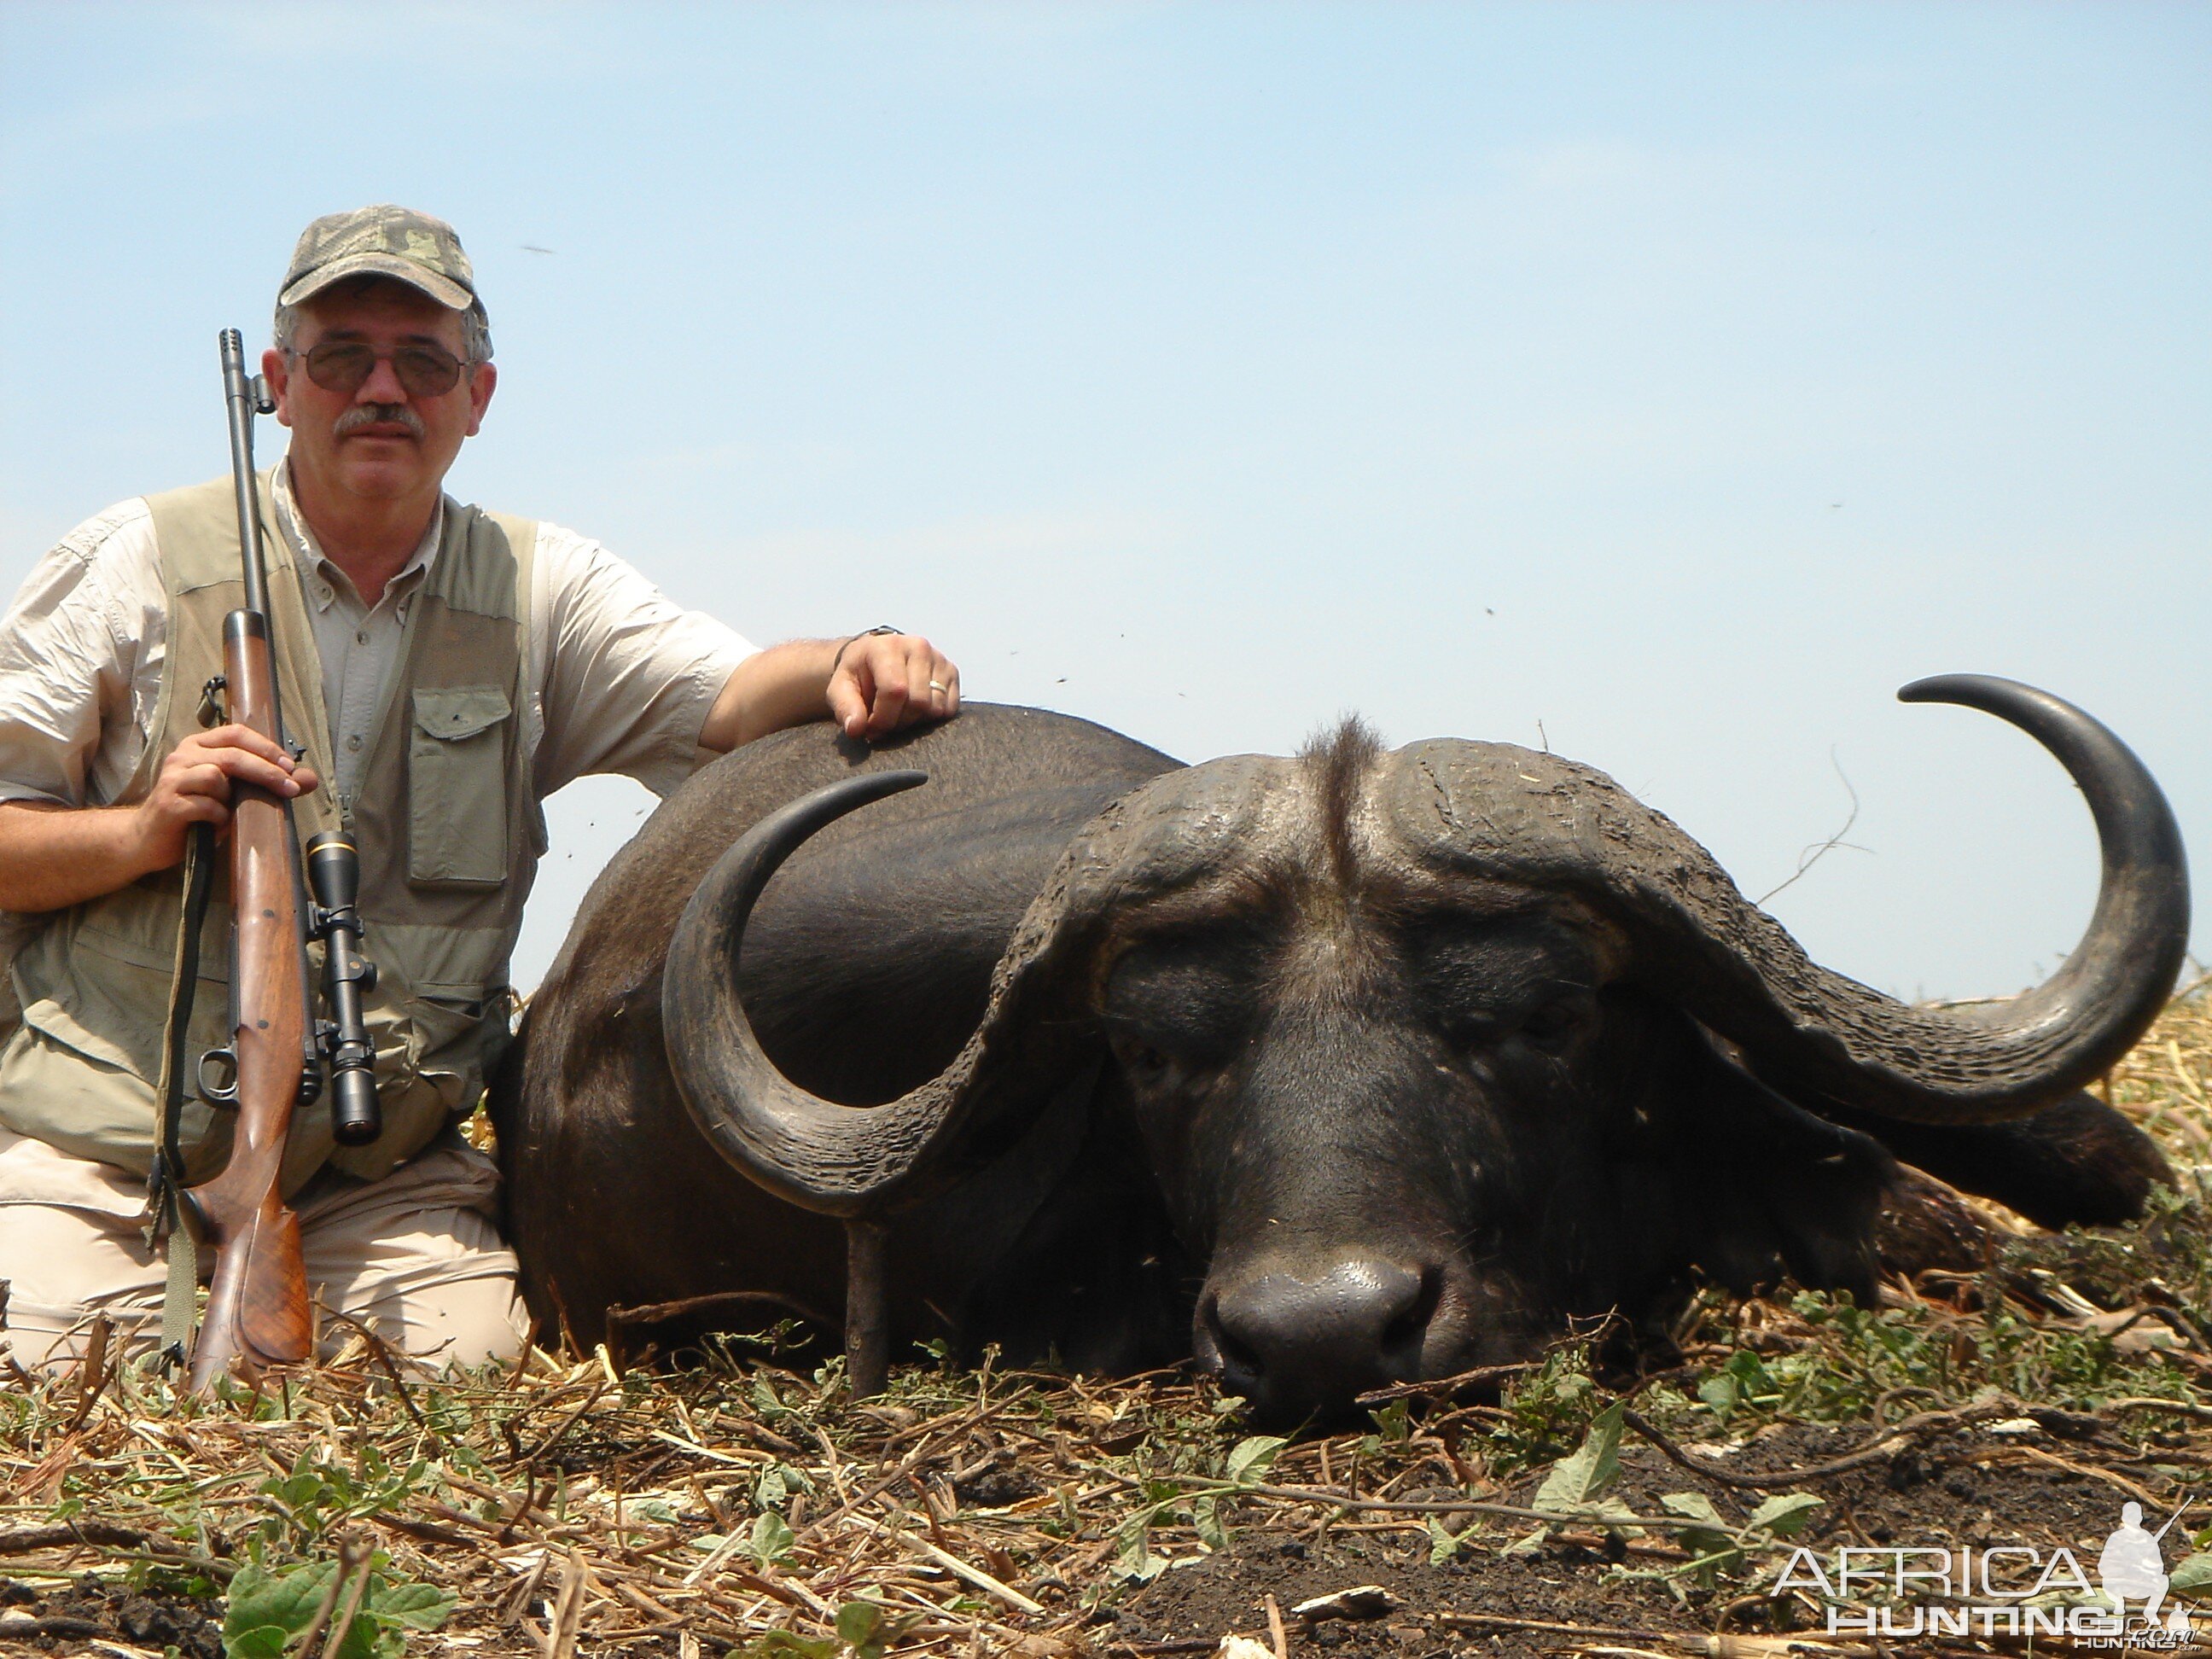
[197,1046,239,1108]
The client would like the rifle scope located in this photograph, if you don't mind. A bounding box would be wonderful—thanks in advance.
[306,831,381,1145]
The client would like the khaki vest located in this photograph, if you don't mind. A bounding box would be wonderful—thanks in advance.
[0,472,543,1192]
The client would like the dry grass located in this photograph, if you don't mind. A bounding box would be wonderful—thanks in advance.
[2111,973,2212,1163]
[2,985,2209,1658]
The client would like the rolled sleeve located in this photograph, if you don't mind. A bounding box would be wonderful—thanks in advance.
[0,502,163,811]
[530,524,756,800]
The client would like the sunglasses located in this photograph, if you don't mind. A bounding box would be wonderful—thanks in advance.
[293,339,469,399]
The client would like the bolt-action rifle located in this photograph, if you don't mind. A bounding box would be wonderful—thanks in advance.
[173,330,381,1389]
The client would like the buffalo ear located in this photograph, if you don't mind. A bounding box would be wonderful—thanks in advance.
[1672,1031,1894,1306]
[1871,1166,1993,1278]
[1830,1090,2173,1231]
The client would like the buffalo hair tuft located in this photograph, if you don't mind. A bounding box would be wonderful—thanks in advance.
[1301,715,1386,887]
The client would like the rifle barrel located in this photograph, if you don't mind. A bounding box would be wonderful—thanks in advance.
[217,329,273,627]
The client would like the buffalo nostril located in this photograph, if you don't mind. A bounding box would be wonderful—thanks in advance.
[1200,1294,1263,1381]
[1209,1258,1437,1415]
[1380,1266,1441,1355]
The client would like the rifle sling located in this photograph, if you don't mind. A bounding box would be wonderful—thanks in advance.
[147,821,217,1369]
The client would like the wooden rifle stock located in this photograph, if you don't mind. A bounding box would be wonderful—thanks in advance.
[184,612,314,1388]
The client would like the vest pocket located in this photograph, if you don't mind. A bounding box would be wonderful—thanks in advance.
[409,687,512,888]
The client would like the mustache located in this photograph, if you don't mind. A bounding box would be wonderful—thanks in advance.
[333,403,427,439]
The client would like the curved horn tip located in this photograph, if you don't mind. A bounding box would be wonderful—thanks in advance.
[834,768,930,804]
[1898,672,2034,709]
[682,767,929,923]
[1664,669,2191,1128]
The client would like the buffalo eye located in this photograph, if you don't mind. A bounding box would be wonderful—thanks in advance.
[1108,1032,1175,1086]
[1514,993,1592,1052]
[1403,914,1604,1061]
[1105,1020,1237,1094]
[1100,928,1262,1088]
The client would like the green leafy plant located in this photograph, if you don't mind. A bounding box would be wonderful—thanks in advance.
[1111,1477,1184,1583]
[731,1601,922,1659]
[749,1509,797,1569]
[1426,1514,1480,1563]
[835,1600,917,1659]
[1111,1433,1288,1580]
[255,1449,435,1555]
[733,1637,836,1659]
[1697,1349,1781,1427]
[1486,1341,1599,1471]
[2170,1552,2212,1595]
[1368,1399,1412,1442]
[1652,1491,1824,1588]
[222,1552,453,1659]
[1505,1401,1642,1551]
[755,1463,814,1511]
[1223,1433,1287,1484]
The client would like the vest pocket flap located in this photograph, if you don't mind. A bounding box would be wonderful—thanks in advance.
[414,981,488,1022]
[413,686,512,742]
[409,688,513,888]
[19,994,143,1077]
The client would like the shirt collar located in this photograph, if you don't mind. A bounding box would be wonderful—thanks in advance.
[273,457,444,613]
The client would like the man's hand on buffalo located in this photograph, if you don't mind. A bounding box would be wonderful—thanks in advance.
[827,629,960,741]
[0,725,319,914]
[701,630,961,752]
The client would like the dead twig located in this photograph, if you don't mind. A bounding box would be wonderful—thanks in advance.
[548,1547,587,1659]
[1352,1360,1535,1405]
[1619,1401,2007,1490]
[0,1521,155,1555]
[62,1317,112,1435]
[510,1377,608,1471]
[290,1533,361,1659]
[314,1306,429,1432]
[317,1538,377,1659]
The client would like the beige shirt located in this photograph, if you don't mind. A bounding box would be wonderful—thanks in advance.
[276,465,445,810]
[0,460,756,816]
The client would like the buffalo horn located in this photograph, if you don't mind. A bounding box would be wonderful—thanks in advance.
[1394,674,2188,1126]
[662,770,968,1217]
[661,768,1105,1218]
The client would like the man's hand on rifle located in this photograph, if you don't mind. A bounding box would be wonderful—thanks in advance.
[0,728,320,915]
[137,725,318,869]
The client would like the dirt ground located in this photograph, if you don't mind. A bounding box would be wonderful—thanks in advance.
[1115,1423,2147,1657]
[0,1575,223,1658]
[0,1419,2166,1657]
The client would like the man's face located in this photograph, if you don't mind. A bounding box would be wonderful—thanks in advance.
[264,280,495,509]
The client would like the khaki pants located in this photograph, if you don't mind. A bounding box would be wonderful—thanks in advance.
[0,1124,528,1375]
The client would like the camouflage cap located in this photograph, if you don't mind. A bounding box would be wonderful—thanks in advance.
[278,205,479,313]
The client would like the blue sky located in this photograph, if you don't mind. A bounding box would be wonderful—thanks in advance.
[2,3,2206,998]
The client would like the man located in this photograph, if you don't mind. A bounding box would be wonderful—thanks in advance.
[0,206,960,1371]
[2098,1502,2172,1626]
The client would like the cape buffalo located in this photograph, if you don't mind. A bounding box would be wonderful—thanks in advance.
[493,677,2188,1424]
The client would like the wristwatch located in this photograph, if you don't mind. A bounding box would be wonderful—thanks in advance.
[830,624,902,673]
